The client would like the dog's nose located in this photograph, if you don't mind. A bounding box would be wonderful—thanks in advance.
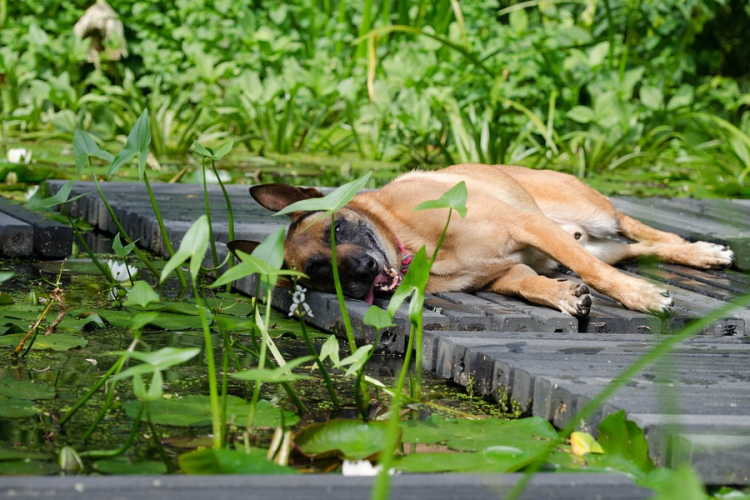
[355,254,379,275]
[344,254,379,280]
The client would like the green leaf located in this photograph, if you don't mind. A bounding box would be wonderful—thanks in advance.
[211,251,305,289]
[413,181,468,218]
[644,466,708,500]
[0,397,37,418]
[335,344,373,376]
[363,306,395,330]
[0,333,87,351]
[112,233,137,258]
[26,180,93,210]
[568,106,595,123]
[294,419,392,460]
[93,457,168,475]
[666,85,694,111]
[122,396,299,428]
[160,215,209,283]
[640,85,663,110]
[387,247,430,318]
[192,141,213,158]
[509,8,528,33]
[0,272,13,283]
[109,109,151,179]
[393,447,539,473]
[275,172,371,216]
[570,431,604,455]
[319,335,340,366]
[0,379,55,400]
[250,226,286,270]
[73,129,114,174]
[597,410,653,473]
[231,356,315,382]
[212,140,233,160]
[402,415,559,452]
[123,281,160,308]
[179,449,297,475]
[113,347,201,371]
[0,459,59,475]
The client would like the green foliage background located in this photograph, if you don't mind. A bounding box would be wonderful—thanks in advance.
[2,0,750,195]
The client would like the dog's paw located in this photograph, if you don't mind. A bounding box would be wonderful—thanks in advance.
[616,277,674,316]
[557,282,592,317]
[687,241,734,269]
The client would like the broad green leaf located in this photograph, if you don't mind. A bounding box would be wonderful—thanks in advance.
[211,140,234,160]
[666,85,694,111]
[192,141,213,158]
[363,306,395,330]
[0,448,51,461]
[0,292,13,305]
[97,310,206,331]
[112,347,201,371]
[73,128,114,174]
[640,85,663,110]
[644,466,708,500]
[94,457,168,475]
[597,410,653,473]
[122,396,299,428]
[26,180,93,210]
[109,109,151,179]
[113,233,137,258]
[0,379,55,400]
[401,415,559,452]
[570,431,604,456]
[0,397,37,418]
[509,7,528,33]
[275,172,371,216]
[250,226,286,270]
[294,419,392,460]
[123,281,160,308]
[413,181,468,217]
[568,106,594,123]
[0,272,13,283]
[231,355,315,382]
[393,447,539,473]
[387,247,430,318]
[211,251,305,289]
[160,215,209,283]
[319,335,340,366]
[335,344,373,376]
[179,449,296,475]
[0,459,59,475]
[0,333,87,352]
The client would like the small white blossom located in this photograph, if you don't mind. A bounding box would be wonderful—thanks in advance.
[341,460,396,477]
[7,148,32,164]
[289,285,314,318]
[24,185,39,201]
[106,259,138,282]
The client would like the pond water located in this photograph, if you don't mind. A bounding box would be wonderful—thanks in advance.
[0,254,518,476]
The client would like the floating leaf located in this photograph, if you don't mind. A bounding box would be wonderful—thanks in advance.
[179,449,297,475]
[0,379,55,400]
[294,419,392,460]
[570,431,604,456]
[0,334,87,352]
[0,460,59,476]
[597,410,653,473]
[123,281,160,308]
[122,396,299,428]
[401,415,559,452]
[393,446,537,473]
[0,397,37,418]
[94,457,167,475]
[0,448,51,461]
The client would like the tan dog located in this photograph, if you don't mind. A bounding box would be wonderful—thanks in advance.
[234,164,734,316]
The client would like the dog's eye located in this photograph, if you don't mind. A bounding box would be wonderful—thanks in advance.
[334,222,342,233]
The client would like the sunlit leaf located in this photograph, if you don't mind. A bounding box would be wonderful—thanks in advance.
[319,335,340,366]
[109,109,151,179]
[73,128,114,174]
[363,306,395,330]
[275,172,371,216]
[112,347,201,370]
[387,247,430,319]
[335,344,373,376]
[179,448,296,475]
[0,272,13,283]
[123,281,160,308]
[122,396,299,428]
[112,233,137,258]
[294,419,392,460]
[570,431,604,456]
[393,446,540,473]
[160,215,209,283]
[231,356,315,382]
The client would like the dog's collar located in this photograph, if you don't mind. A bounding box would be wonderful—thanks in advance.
[395,237,414,274]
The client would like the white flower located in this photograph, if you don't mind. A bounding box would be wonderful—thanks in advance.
[288,285,314,318]
[24,185,39,201]
[7,148,32,164]
[341,460,396,477]
[106,259,138,282]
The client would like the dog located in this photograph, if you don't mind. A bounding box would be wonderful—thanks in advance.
[229,164,734,316]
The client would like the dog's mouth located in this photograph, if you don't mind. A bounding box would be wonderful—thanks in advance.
[363,262,403,305]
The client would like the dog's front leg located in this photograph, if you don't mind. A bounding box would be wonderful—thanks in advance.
[510,212,674,315]
[490,264,592,316]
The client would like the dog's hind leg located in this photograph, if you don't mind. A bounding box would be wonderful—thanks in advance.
[587,238,734,269]
[489,264,592,316]
[618,213,686,244]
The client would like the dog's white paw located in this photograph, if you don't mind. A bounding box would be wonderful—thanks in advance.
[615,276,674,316]
[688,241,734,269]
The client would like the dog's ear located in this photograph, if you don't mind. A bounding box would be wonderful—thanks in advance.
[250,184,324,214]
[227,240,260,258]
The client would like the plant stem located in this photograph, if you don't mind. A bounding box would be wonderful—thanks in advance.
[330,214,356,354]
[298,317,340,410]
[194,280,222,449]
[202,159,219,268]
[79,403,144,458]
[144,173,187,288]
[247,287,274,429]
[210,158,235,292]
[88,163,160,279]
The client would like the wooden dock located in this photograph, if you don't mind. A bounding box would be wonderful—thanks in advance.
[12,180,750,485]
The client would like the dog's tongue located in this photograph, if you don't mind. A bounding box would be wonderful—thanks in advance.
[364,287,375,305]
[363,263,402,304]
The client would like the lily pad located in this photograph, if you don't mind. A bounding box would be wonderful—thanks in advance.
[0,379,55,400]
[0,460,59,476]
[393,446,542,473]
[402,415,559,452]
[179,448,297,475]
[123,396,299,428]
[0,333,87,351]
[0,449,52,461]
[0,397,38,418]
[94,457,168,475]
[99,310,208,331]
[294,419,392,460]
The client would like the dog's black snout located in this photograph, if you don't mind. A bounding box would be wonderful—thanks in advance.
[343,253,380,280]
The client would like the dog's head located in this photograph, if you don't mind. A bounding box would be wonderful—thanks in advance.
[229,184,405,304]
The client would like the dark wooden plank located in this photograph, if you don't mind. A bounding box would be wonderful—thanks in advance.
[0,211,33,257]
[0,196,72,258]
